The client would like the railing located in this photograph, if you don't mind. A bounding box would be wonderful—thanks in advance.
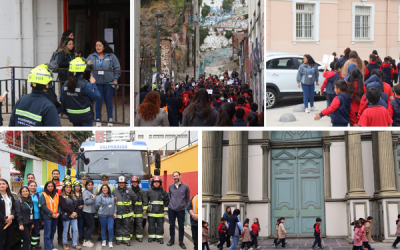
[199,48,233,74]
[0,66,130,126]
[189,6,248,28]
[158,131,198,159]
[11,181,23,193]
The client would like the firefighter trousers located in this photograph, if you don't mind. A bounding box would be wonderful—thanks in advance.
[133,216,144,239]
[115,217,132,243]
[148,215,164,239]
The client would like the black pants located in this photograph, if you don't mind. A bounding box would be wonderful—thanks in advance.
[169,209,185,243]
[217,234,225,249]
[250,234,258,247]
[226,234,231,247]
[57,216,63,240]
[148,216,164,240]
[352,246,363,250]
[363,241,372,250]
[393,236,400,247]
[115,218,131,244]
[275,238,286,247]
[240,241,250,249]
[312,235,321,248]
[83,212,95,241]
[273,238,278,244]
[133,217,144,239]
[191,225,198,250]
[202,242,210,250]
[19,223,32,250]
[0,222,15,250]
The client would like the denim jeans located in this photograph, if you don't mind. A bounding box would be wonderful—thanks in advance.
[63,219,78,246]
[77,217,84,239]
[312,235,322,248]
[250,234,258,247]
[168,209,186,243]
[301,83,315,108]
[96,84,114,119]
[83,212,95,241]
[229,236,239,250]
[275,238,286,248]
[99,216,114,242]
[43,218,58,250]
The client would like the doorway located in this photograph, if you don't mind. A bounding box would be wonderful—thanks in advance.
[271,147,325,237]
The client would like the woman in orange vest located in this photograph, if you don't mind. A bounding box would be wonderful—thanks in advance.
[187,194,198,250]
[41,181,60,250]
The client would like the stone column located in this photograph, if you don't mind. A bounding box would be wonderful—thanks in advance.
[377,132,400,197]
[393,139,400,193]
[213,132,223,199]
[323,142,332,199]
[345,131,370,198]
[224,131,243,200]
[202,131,219,201]
[261,131,270,201]
[241,132,248,198]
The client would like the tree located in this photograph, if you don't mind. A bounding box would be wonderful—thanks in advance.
[199,27,210,46]
[222,0,233,11]
[201,4,211,19]
[225,30,233,40]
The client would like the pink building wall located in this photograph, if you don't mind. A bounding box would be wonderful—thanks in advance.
[266,0,400,62]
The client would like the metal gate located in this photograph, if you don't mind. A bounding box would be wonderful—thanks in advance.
[370,200,384,241]
[209,205,219,240]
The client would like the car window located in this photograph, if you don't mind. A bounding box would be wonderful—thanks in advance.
[267,58,296,70]
[296,58,321,68]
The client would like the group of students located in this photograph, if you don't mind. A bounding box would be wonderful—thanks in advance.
[6,29,121,127]
[0,169,202,250]
[136,71,263,127]
[304,48,400,127]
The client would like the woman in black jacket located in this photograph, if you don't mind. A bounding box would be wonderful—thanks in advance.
[15,186,34,250]
[0,178,15,250]
[57,38,75,84]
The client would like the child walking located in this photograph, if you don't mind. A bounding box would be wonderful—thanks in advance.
[359,218,372,250]
[391,214,400,249]
[353,220,363,250]
[217,217,228,250]
[240,221,252,250]
[311,218,323,250]
[321,62,343,107]
[273,217,286,248]
[250,218,260,249]
[202,221,210,250]
[273,219,279,245]
[357,87,393,127]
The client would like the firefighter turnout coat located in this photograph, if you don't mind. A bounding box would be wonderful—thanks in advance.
[112,186,137,243]
[146,183,170,240]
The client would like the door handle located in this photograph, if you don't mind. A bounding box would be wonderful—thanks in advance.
[272,73,279,76]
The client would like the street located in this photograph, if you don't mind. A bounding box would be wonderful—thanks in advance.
[14,221,194,250]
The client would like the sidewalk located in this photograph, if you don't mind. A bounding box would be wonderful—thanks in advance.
[266,100,334,127]
[208,238,395,249]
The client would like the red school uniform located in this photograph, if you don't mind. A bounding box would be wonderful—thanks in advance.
[356,94,390,122]
[321,71,342,93]
[358,105,393,127]
[349,81,367,126]
[251,223,260,235]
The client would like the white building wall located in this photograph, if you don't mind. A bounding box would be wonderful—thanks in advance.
[383,199,400,241]
[246,203,270,237]
[330,142,347,199]
[361,141,375,197]
[325,202,348,237]
[32,159,42,187]
[134,130,188,152]
[0,151,11,183]
[221,146,229,197]
[248,131,262,140]
[328,131,344,136]
[247,145,262,201]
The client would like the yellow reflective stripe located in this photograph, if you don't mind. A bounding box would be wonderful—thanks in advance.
[148,213,164,217]
[123,212,134,218]
[66,107,90,114]
[116,215,123,219]
[122,237,130,240]
[148,235,156,238]
[156,235,164,239]
[116,237,123,240]
[135,202,142,205]
[16,109,42,122]
[150,201,164,205]
[136,234,143,238]
[133,214,143,218]
[143,206,148,210]
[116,201,132,205]
[164,207,168,211]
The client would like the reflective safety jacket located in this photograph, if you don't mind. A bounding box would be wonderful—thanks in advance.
[146,185,169,216]
[131,186,148,217]
[112,186,137,219]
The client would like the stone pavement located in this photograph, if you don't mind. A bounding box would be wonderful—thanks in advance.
[208,238,396,249]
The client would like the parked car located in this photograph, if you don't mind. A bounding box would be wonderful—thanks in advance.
[265,52,327,108]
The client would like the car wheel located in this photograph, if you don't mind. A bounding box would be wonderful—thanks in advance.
[266,89,277,109]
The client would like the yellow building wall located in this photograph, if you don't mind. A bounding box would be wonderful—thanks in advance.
[150,144,198,173]
[47,162,58,182]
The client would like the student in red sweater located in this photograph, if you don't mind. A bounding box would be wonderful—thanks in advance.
[388,84,400,126]
[381,57,393,87]
[357,87,393,127]
[311,218,322,250]
[314,80,352,127]
[217,217,228,250]
[250,218,260,249]
[347,68,366,125]
[364,54,381,81]
[320,61,343,108]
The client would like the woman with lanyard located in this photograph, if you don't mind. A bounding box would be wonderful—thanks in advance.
[41,181,60,250]
[296,54,319,113]
[72,181,84,245]
[86,39,121,127]
[59,181,80,250]
[28,181,42,250]
[82,180,96,248]
[0,178,15,250]
[223,207,232,248]
[15,186,34,250]
[58,38,75,85]
[94,184,117,248]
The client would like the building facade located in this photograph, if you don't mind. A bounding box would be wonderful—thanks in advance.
[203,131,400,242]
[265,0,400,61]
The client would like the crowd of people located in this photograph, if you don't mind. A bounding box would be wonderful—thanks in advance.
[136,71,264,127]
[5,30,121,127]
[297,48,400,127]
[0,170,198,250]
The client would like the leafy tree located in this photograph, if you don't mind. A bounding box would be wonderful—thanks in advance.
[199,27,209,46]
[225,30,233,39]
[222,0,233,11]
[201,4,211,19]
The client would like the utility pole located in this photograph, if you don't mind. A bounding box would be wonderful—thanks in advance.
[194,0,200,80]
[134,0,140,118]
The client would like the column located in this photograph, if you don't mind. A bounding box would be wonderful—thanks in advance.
[261,131,270,201]
[241,132,248,198]
[392,139,400,193]
[202,131,218,201]
[345,131,370,198]
[224,131,243,199]
[377,132,400,197]
[372,132,381,196]
[323,142,332,199]
[213,132,223,199]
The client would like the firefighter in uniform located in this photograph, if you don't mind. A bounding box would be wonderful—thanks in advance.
[9,64,61,127]
[147,176,169,244]
[131,175,148,242]
[61,57,100,127]
[112,175,137,246]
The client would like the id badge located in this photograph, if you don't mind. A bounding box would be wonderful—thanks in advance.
[30,214,33,220]
[98,71,104,75]
[108,205,112,208]
[308,74,313,78]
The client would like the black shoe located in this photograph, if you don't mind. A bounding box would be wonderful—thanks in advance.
[179,242,187,249]
[167,241,174,246]
[392,246,399,249]
[148,239,153,243]
[97,237,102,242]
[138,238,142,242]
[116,241,121,245]
[58,240,63,246]
[79,237,84,245]
[159,239,164,244]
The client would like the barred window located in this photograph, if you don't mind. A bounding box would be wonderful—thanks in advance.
[165,135,176,139]
[355,6,371,40]
[296,3,314,40]
[138,135,144,139]
[153,135,164,139]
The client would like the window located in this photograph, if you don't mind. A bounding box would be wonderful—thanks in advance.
[177,134,188,138]
[138,135,144,139]
[165,135,176,139]
[149,135,152,139]
[296,4,314,39]
[354,6,370,39]
[153,135,164,139]
[267,58,296,70]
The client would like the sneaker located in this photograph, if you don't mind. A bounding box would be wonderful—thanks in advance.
[250,248,253,250]
[82,241,94,248]
[96,119,101,127]
[392,246,398,249]
[310,106,318,111]
[109,242,113,248]
[257,247,260,249]
[102,241,106,247]
[71,246,81,249]
[63,243,69,250]
[305,108,310,113]
[108,118,113,127]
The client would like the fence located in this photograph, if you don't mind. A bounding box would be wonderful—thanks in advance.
[158,131,198,159]
[11,181,23,193]
[199,48,233,74]
[0,66,130,126]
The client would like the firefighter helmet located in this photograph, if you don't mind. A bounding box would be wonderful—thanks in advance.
[62,181,72,188]
[117,175,127,183]
[151,175,162,185]
[131,175,141,184]
[27,64,53,85]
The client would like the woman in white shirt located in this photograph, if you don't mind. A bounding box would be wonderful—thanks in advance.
[0,178,15,250]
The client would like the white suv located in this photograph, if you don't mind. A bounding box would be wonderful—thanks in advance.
[265,52,326,108]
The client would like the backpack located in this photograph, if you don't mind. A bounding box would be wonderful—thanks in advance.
[183,94,190,108]
[49,49,61,73]
[215,101,223,111]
